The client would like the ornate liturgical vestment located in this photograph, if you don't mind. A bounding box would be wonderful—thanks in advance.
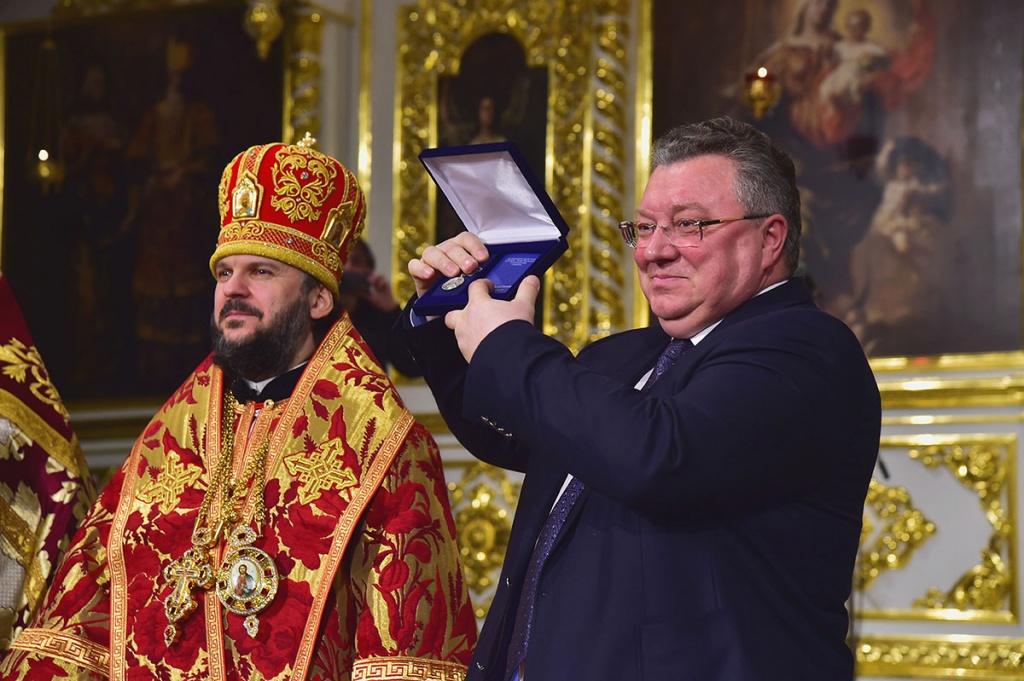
[0,315,477,680]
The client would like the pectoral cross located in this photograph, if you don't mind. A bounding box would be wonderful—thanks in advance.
[163,546,215,646]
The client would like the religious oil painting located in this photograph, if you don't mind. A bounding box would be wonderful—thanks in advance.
[653,0,1024,360]
[0,3,284,405]
[435,31,550,243]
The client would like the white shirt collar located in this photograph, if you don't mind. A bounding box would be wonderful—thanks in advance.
[687,279,788,346]
[243,361,308,395]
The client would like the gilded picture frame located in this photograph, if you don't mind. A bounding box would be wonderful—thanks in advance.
[391,0,640,355]
[0,1,286,412]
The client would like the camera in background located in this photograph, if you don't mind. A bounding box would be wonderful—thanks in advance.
[339,272,371,295]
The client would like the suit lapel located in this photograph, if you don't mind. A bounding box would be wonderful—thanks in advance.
[542,326,670,556]
[606,326,673,386]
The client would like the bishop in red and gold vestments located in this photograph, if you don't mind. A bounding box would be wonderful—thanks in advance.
[0,138,477,680]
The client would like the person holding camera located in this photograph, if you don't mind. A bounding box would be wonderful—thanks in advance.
[341,239,423,377]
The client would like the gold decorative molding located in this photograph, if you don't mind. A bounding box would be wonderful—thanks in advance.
[871,351,1024,374]
[883,413,1024,427]
[859,435,1017,624]
[631,0,652,330]
[446,461,521,619]
[394,0,635,354]
[915,534,1010,614]
[855,635,1024,678]
[283,4,323,145]
[586,0,631,343]
[908,442,1014,618]
[856,478,936,592]
[877,374,1024,409]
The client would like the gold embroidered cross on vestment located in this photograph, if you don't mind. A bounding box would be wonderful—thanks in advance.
[138,451,203,514]
[283,439,358,505]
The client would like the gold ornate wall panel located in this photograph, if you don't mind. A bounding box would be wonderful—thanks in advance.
[445,461,522,619]
[392,0,635,353]
[872,353,1024,376]
[856,634,1024,679]
[585,2,631,342]
[857,435,1016,623]
[856,376,1024,679]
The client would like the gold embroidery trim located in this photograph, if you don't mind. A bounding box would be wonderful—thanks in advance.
[0,388,80,474]
[0,386,88,617]
[0,339,67,418]
[10,628,109,675]
[261,315,353,480]
[109,438,145,681]
[351,656,468,681]
[270,148,339,223]
[204,370,228,681]
[290,411,415,680]
[0,494,34,559]
[0,497,48,616]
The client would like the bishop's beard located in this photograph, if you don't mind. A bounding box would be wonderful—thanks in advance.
[211,296,311,382]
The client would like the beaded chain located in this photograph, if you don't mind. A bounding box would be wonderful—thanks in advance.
[164,390,278,645]
[192,392,272,547]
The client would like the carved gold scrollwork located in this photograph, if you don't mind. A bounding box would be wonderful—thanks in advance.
[910,444,1007,511]
[907,443,1013,613]
[856,436,1017,627]
[856,478,936,592]
[543,2,588,351]
[586,0,631,344]
[285,5,323,144]
[856,635,1024,676]
[447,462,521,618]
[914,535,1010,612]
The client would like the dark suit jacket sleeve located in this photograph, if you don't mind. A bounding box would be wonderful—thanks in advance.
[396,303,528,473]
[460,302,879,521]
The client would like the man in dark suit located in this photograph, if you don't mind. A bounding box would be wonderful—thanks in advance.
[400,117,881,680]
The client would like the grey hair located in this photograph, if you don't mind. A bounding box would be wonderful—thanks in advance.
[650,117,802,274]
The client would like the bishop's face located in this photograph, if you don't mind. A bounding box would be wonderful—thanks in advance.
[211,254,328,380]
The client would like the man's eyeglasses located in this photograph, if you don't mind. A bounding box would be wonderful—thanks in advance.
[618,215,771,248]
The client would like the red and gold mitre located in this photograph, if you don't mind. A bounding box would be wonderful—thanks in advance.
[210,134,366,298]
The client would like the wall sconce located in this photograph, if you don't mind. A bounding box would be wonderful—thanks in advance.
[244,0,285,60]
[742,67,781,120]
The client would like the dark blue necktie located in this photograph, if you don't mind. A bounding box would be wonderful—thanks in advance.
[504,337,691,679]
[643,337,692,392]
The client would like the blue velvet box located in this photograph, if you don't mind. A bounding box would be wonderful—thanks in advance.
[412,142,570,316]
